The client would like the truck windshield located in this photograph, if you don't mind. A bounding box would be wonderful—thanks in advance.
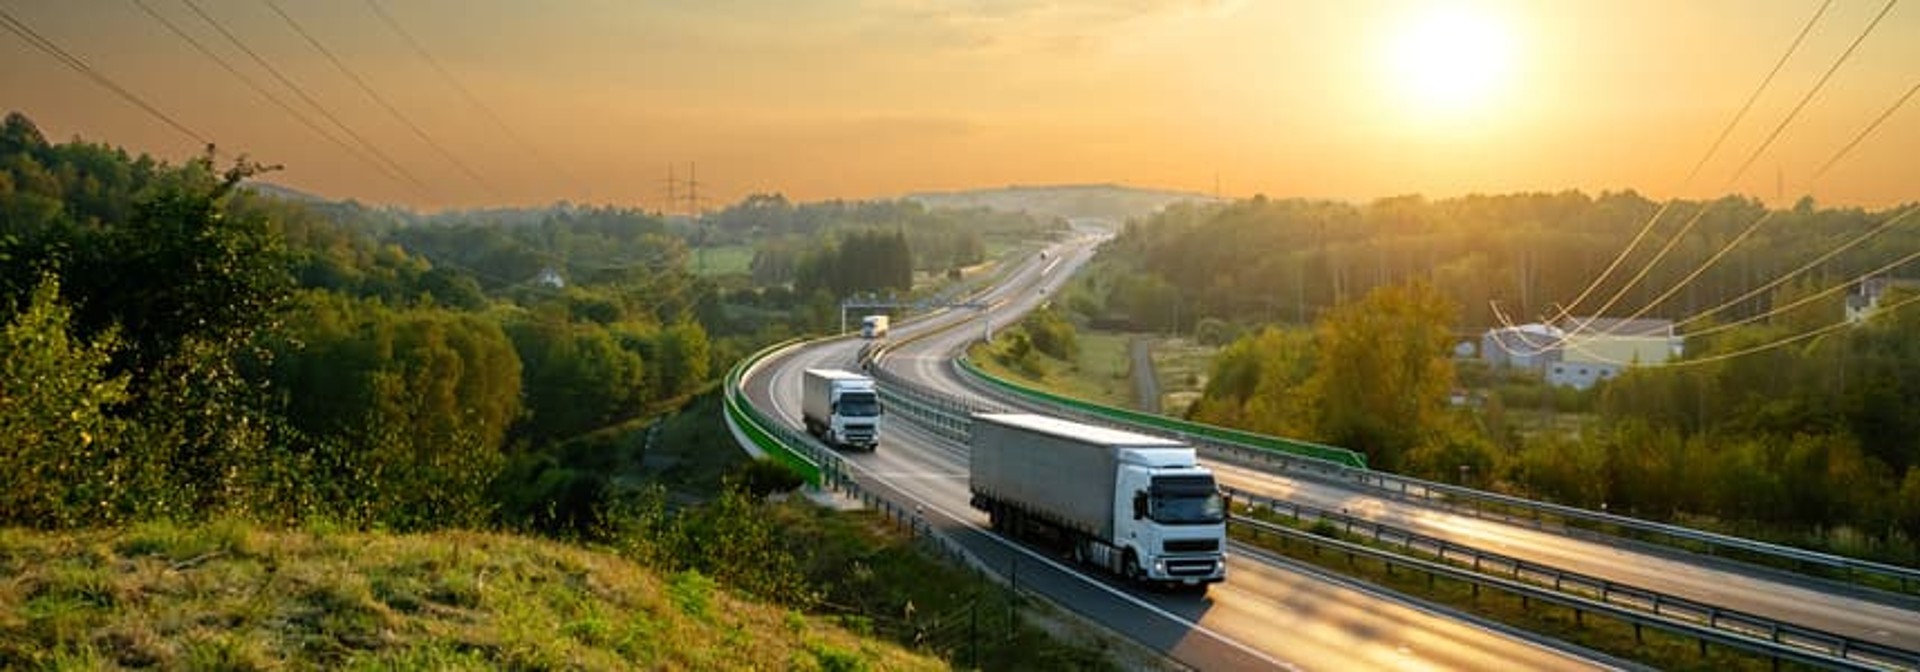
[838,392,880,417]
[1148,475,1225,525]
[1150,492,1225,525]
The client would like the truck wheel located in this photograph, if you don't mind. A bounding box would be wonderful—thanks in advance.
[1122,549,1142,583]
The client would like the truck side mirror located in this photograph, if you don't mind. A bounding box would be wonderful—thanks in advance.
[1132,491,1147,520]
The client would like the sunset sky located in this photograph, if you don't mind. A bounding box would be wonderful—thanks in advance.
[3,1,1915,211]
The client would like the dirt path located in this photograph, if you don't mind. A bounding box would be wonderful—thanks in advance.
[1129,336,1161,413]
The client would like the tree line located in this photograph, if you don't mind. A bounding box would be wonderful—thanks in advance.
[0,112,735,531]
[1084,193,1920,558]
[1099,192,1920,332]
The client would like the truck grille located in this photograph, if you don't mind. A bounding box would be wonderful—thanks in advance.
[1166,559,1218,577]
[1164,538,1219,553]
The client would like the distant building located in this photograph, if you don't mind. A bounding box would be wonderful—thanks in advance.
[1548,317,1681,389]
[1480,323,1563,371]
[1846,277,1920,323]
[535,267,566,289]
[1482,317,1684,389]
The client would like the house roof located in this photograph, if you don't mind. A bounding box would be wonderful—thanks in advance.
[1559,316,1672,337]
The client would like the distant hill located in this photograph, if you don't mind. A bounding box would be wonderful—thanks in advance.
[905,184,1220,222]
[240,180,328,203]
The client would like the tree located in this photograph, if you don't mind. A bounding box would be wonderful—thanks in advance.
[1306,281,1458,471]
[0,276,132,528]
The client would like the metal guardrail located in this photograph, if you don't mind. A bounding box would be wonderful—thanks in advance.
[951,354,1920,599]
[1230,516,1889,671]
[1228,486,1920,671]
[723,338,822,484]
[955,356,1367,468]
[823,364,1916,670]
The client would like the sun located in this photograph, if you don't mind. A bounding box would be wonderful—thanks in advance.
[1382,4,1515,116]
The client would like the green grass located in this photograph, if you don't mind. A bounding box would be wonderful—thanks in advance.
[766,502,1147,671]
[0,519,948,671]
[1147,336,1218,417]
[690,245,755,276]
[969,330,1135,408]
[1231,506,1821,671]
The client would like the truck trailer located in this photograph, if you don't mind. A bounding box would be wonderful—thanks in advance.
[802,368,882,451]
[969,413,1226,588]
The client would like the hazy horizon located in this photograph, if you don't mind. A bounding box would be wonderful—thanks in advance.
[4,1,1915,211]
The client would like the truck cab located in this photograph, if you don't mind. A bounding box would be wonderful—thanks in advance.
[802,369,882,451]
[1114,449,1228,585]
[860,315,890,339]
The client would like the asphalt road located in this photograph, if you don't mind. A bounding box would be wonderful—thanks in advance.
[895,239,1920,661]
[740,226,1617,670]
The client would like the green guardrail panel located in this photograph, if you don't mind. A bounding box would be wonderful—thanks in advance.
[956,356,1367,469]
[722,338,824,485]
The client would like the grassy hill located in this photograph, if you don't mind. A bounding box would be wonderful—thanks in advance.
[0,519,944,670]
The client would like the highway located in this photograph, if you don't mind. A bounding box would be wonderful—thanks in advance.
[740,227,1617,670]
[888,237,1920,660]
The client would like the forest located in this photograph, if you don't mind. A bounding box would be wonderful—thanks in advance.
[0,111,1058,538]
[1077,194,1920,558]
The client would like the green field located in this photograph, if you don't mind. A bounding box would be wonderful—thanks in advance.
[689,245,755,276]
[1147,336,1218,417]
[969,330,1136,409]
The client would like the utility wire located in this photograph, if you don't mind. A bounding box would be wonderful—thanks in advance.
[1580,0,1910,338]
[1725,0,1900,187]
[127,0,416,195]
[1684,247,1920,340]
[1527,0,1835,336]
[264,0,505,202]
[1672,204,1920,331]
[1685,0,1834,186]
[1812,81,1920,182]
[178,0,438,201]
[1653,290,1920,368]
[361,0,582,196]
[0,6,214,150]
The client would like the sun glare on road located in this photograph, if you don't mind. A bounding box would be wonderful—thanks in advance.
[1381,3,1516,118]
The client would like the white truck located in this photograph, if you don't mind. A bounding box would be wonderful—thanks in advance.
[801,368,882,451]
[860,314,890,339]
[969,413,1226,589]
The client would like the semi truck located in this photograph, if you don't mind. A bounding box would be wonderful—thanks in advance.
[860,314,890,339]
[969,413,1227,588]
[801,369,882,451]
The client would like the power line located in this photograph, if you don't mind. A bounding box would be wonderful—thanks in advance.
[1812,80,1920,183]
[1531,0,1836,335]
[1684,0,1834,186]
[178,0,439,201]
[1683,247,1920,340]
[1654,290,1920,368]
[1672,204,1920,332]
[0,5,214,150]
[126,0,416,195]
[264,0,505,202]
[1583,0,1910,337]
[361,0,582,196]
[1725,0,1900,187]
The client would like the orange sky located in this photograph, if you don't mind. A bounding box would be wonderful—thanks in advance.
[3,1,1915,211]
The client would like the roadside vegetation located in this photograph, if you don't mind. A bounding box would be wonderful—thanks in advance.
[0,111,1124,668]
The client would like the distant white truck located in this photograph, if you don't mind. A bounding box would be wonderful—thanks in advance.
[860,314,890,339]
[801,369,882,451]
[970,413,1227,589]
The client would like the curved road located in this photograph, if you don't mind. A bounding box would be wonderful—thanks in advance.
[742,226,1615,670]
[896,241,1920,658]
